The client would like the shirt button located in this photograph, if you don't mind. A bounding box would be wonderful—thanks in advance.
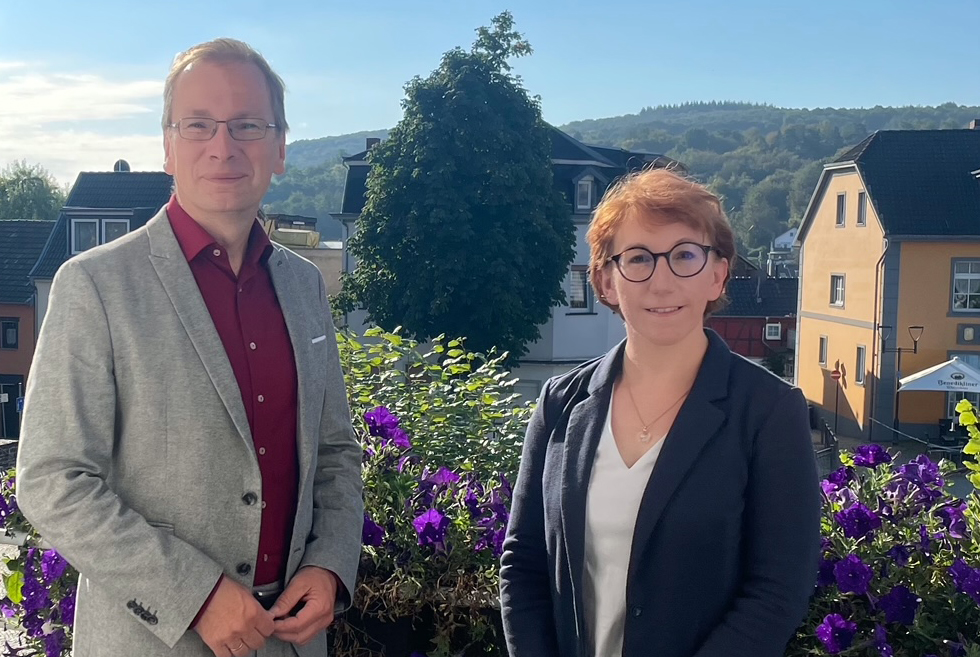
[212,249,221,257]
[263,554,269,562]
[631,606,643,618]
[261,501,267,509]
[249,342,256,350]
[257,395,265,403]
[258,447,266,455]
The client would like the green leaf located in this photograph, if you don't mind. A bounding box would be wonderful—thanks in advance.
[5,570,23,604]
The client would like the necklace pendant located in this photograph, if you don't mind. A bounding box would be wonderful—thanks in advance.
[639,428,651,443]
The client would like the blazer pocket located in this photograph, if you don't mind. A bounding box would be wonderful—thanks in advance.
[147,521,174,534]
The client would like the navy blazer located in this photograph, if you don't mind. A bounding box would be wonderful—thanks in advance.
[500,330,820,657]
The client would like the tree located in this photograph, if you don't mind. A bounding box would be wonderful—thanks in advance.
[338,12,573,359]
[0,161,65,221]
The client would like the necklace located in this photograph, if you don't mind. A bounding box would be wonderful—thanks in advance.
[623,382,690,443]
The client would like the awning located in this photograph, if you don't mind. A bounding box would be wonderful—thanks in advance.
[898,357,980,393]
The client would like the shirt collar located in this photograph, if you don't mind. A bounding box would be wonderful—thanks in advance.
[167,194,273,266]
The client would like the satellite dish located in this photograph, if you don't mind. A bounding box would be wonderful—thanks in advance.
[113,159,131,172]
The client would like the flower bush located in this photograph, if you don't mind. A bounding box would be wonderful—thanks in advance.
[331,328,531,657]
[0,471,77,657]
[786,399,980,656]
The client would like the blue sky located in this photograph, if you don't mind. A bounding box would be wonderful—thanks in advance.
[1,0,976,184]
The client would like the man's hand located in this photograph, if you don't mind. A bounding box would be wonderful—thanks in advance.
[194,577,274,657]
[270,566,340,646]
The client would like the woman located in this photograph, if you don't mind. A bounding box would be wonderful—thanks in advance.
[500,169,820,657]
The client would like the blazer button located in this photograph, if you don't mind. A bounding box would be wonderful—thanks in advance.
[242,492,258,506]
[148,615,159,625]
[236,562,252,576]
[631,606,643,618]
[126,600,137,610]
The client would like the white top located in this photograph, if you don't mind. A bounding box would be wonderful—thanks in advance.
[583,393,664,657]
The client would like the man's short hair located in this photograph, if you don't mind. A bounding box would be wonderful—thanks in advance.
[162,38,289,134]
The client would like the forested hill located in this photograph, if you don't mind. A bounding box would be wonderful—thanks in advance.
[265,102,980,248]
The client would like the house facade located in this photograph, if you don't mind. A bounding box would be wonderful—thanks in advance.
[0,219,56,437]
[30,164,174,330]
[795,128,980,441]
[333,128,682,399]
[705,275,798,379]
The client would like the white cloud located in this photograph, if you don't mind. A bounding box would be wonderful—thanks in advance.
[0,62,164,185]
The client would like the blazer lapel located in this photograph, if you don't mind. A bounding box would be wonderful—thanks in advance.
[145,210,252,447]
[627,330,731,581]
[268,246,320,484]
[560,342,624,640]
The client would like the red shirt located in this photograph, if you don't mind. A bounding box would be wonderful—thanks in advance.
[167,196,298,588]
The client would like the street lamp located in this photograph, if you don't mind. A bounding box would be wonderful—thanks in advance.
[878,324,924,442]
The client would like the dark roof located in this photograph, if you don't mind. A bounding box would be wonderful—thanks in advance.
[0,220,55,304]
[30,171,173,280]
[715,277,798,318]
[835,129,980,236]
[335,125,678,218]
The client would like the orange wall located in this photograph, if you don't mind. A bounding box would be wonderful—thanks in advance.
[893,241,980,423]
[797,168,885,432]
[0,304,36,381]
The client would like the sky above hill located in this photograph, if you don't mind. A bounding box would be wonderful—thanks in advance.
[1,0,976,184]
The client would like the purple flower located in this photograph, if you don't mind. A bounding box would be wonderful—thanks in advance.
[364,406,400,439]
[816,613,858,654]
[413,508,450,550]
[464,487,481,518]
[475,527,506,558]
[935,502,969,540]
[873,624,894,657]
[385,427,412,449]
[854,444,892,468]
[834,554,874,595]
[886,545,911,568]
[426,466,460,486]
[826,466,854,489]
[897,454,943,488]
[362,514,385,547]
[949,559,980,605]
[817,557,838,588]
[0,599,15,618]
[40,550,69,584]
[835,503,882,540]
[878,585,920,624]
[43,628,65,657]
[58,590,76,627]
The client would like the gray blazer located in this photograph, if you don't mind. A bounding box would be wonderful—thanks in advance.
[16,208,364,657]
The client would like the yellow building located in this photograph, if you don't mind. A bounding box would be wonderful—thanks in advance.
[795,128,980,442]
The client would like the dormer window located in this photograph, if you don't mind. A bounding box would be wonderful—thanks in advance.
[576,177,594,212]
[71,217,131,254]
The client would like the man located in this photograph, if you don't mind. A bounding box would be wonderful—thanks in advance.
[16,39,363,657]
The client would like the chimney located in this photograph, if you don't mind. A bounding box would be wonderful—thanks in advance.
[970,119,980,130]
[366,137,381,150]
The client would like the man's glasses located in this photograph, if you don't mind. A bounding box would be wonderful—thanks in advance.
[607,242,717,281]
[167,117,278,142]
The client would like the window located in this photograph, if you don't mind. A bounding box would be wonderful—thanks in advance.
[71,219,98,254]
[576,178,594,211]
[952,260,980,312]
[818,335,828,366]
[856,191,867,227]
[855,345,866,385]
[103,219,130,244]
[568,266,593,311]
[830,274,845,307]
[947,353,980,419]
[835,193,846,226]
[71,218,131,254]
[764,323,781,341]
[0,319,18,350]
